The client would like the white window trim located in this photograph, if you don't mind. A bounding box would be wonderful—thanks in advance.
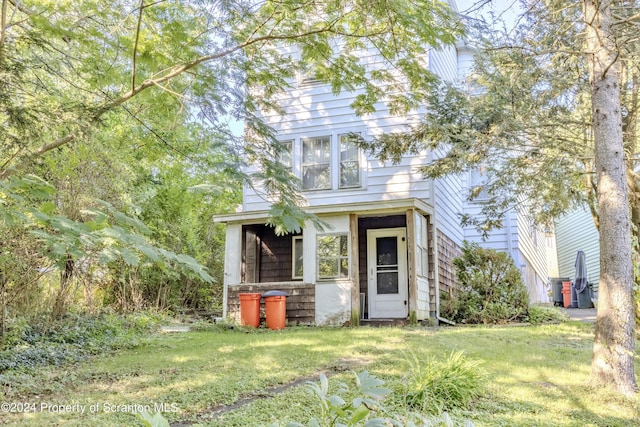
[292,235,303,280]
[278,139,294,173]
[316,233,350,281]
[293,129,367,192]
[302,136,332,191]
[338,132,362,189]
[468,167,491,202]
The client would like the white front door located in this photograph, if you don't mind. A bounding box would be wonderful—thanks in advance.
[367,228,408,319]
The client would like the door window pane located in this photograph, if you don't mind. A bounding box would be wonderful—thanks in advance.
[376,237,398,265]
[377,272,399,294]
[375,236,399,294]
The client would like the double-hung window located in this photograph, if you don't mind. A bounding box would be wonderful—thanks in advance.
[469,167,490,201]
[302,136,331,190]
[317,234,349,279]
[339,134,361,188]
[279,140,293,173]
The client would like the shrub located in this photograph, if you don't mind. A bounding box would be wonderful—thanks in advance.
[442,241,529,324]
[404,351,486,414]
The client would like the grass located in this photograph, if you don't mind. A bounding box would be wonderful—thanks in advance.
[1,321,639,426]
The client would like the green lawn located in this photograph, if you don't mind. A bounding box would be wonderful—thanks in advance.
[2,322,639,426]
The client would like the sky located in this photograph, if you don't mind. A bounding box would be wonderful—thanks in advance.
[456,0,523,29]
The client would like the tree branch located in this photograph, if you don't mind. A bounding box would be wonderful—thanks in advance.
[131,0,145,92]
[1,10,435,179]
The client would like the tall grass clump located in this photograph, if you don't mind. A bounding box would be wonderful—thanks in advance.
[527,304,568,325]
[404,351,486,414]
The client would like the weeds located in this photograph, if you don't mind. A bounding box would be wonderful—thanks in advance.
[403,351,486,414]
[0,312,161,373]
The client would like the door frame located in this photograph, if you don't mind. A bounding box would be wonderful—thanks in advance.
[366,227,408,319]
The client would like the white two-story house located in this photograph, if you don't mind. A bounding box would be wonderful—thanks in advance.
[214,38,466,326]
[215,5,550,326]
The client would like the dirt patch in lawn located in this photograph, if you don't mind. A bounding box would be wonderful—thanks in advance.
[171,356,373,426]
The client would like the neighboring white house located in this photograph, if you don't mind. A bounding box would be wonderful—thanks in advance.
[456,42,551,304]
[215,3,552,326]
[554,206,600,286]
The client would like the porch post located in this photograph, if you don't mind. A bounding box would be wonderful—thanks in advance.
[406,210,418,323]
[349,213,360,326]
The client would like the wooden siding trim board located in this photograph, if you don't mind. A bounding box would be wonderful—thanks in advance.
[349,213,361,325]
[214,198,434,224]
[406,209,418,318]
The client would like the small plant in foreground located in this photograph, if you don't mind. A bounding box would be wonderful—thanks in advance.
[137,410,170,427]
[273,371,474,427]
[404,351,486,414]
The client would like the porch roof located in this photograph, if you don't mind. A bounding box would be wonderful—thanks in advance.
[213,198,434,224]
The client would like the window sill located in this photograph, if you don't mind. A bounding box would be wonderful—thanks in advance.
[301,186,366,194]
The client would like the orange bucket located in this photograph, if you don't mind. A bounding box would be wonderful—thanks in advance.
[264,296,287,330]
[561,281,572,308]
[239,293,261,327]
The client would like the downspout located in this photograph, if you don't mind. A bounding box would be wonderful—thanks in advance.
[428,150,442,322]
[506,210,514,256]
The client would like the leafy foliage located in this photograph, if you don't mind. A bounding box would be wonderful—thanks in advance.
[137,410,170,427]
[441,242,529,324]
[403,351,486,415]
[0,312,160,373]
[271,371,474,427]
[1,0,463,320]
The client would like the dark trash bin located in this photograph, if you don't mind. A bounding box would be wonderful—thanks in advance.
[262,290,289,330]
[578,282,594,309]
[551,278,569,307]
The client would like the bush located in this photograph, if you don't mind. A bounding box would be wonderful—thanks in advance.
[404,351,486,414]
[442,241,529,324]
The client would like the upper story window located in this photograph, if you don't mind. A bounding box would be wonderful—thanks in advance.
[299,63,325,86]
[279,132,364,192]
[468,167,490,201]
[302,136,331,190]
[279,140,293,173]
[339,134,361,188]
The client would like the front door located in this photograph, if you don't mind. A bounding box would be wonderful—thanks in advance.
[367,228,408,319]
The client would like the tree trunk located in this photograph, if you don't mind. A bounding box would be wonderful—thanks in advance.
[583,0,637,396]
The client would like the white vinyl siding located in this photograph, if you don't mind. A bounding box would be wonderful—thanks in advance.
[554,207,600,286]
